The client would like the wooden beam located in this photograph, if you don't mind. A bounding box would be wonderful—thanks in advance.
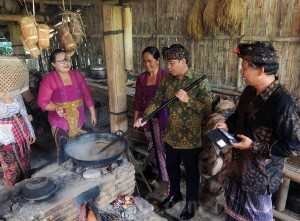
[22,0,118,6]
[103,5,128,133]
[0,15,44,22]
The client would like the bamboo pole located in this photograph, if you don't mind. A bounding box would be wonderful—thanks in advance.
[282,168,300,183]
[123,6,133,71]
[0,15,44,22]
[275,177,290,212]
[273,209,299,221]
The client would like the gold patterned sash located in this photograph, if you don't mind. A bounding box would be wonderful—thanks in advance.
[56,99,87,139]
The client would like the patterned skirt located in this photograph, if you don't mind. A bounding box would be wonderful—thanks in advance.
[225,180,273,221]
[51,126,70,165]
[144,118,169,181]
[0,143,30,186]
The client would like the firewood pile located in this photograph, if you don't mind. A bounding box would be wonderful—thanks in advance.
[200,95,236,193]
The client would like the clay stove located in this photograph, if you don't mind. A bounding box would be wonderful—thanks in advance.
[0,160,135,220]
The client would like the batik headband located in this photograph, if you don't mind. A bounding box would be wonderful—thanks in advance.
[162,46,187,61]
[234,42,279,64]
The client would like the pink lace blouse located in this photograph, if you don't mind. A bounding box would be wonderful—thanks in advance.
[37,70,94,131]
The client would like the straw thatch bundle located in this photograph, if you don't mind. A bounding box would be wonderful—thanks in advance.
[19,16,38,46]
[64,11,85,44]
[21,36,41,58]
[203,0,221,36]
[56,23,77,53]
[216,0,246,35]
[37,24,50,49]
[187,0,204,40]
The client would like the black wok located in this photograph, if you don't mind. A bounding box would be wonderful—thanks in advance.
[64,132,127,168]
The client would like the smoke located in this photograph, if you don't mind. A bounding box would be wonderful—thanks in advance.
[64,133,125,161]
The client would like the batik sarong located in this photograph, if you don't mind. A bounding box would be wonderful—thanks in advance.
[144,118,168,181]
[51,126,70,165]
[225,180,273,221]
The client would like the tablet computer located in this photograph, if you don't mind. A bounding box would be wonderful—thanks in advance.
[207,128,238,151]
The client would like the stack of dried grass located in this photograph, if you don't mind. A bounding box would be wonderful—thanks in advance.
[37,24,51,49]
[67,11,85,44]
[55,10,85,57]
[19,16,40,58]
[56,23,77,57]
[203,0,220,36]
[187,0,204,40]
[216,0,246,35]
[19,16,51,58]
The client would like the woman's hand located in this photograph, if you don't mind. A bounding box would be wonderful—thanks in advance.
[229,134,252,150]
[28,136,36,144]
[55,105,65,118]
[90,114,97,126]
[134,118,147,128]
[175,89,189,103]
[89,106,97,126]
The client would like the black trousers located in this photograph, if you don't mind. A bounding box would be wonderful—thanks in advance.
[165,142,200,203]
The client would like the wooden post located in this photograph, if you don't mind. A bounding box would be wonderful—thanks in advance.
[8,24,26,61]
[103,5,128,133]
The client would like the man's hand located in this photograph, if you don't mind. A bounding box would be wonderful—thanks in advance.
[175,89,189,103]
[134,118,147,128]
[229,134,253,150]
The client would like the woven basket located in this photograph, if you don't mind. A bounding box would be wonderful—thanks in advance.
[0,56,29,97]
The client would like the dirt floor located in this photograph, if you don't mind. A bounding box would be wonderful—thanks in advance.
[0,128,226,221]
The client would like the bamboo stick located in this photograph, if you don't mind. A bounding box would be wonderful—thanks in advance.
[123,7,133,71]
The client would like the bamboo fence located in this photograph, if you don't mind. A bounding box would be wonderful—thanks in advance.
[80,0,300,99]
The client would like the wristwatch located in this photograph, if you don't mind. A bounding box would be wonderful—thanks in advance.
[250,141,259,153]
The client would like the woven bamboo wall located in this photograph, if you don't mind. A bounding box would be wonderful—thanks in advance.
[81,0,300,99]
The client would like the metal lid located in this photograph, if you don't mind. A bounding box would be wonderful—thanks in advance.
[21,177,56,201]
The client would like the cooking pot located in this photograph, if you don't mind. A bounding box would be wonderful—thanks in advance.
[90,58,107,79]
[64,132,127,168]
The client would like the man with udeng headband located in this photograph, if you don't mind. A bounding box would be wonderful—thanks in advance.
[135,44,212,220]
[217,41,300,220]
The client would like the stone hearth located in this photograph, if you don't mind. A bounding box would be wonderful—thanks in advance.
[0,160,135,221]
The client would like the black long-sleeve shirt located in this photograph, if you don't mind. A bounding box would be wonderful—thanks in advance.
[226,79,300,194]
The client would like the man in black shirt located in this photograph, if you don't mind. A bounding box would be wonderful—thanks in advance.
[218,41,300,221]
